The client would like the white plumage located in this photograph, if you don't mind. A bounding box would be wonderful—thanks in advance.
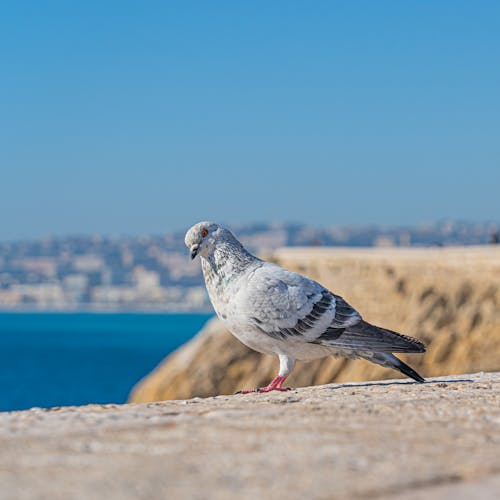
[185,221,426,392]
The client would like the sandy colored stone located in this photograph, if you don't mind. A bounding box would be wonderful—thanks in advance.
[130,246,500,402]
[1,372,499,499]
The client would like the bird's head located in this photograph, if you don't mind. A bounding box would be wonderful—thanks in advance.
[184,221,224,260]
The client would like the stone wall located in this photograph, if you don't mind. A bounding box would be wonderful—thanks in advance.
[4,373,500,499]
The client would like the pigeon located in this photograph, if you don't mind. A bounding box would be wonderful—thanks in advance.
[185,221,426,393]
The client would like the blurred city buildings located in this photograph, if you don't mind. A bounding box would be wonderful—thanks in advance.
[0,221,496,312]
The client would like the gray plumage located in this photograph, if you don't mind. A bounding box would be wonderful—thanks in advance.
[185,221,426,390]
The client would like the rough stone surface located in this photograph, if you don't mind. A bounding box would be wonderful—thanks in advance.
[130,246,500,402]
[1,372,499,499]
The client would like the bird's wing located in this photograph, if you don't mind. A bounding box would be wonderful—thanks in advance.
[241,263,425,353]
[240,263,360,342]
[312,320,426,353]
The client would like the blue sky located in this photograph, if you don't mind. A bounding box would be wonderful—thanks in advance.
[1,1,499,239]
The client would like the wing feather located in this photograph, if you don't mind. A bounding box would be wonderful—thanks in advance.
[313,320,426,353]
[244,264,360,342]
[242,262,425,353]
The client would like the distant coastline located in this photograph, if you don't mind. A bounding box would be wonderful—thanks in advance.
[0,305,213,314]
[0,221,497,312]
[0,308,213,314]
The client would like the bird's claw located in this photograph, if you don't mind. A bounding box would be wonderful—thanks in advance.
[257,387,291,393]
[235,387,292,394]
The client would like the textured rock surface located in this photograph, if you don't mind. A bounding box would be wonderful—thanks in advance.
[130,246,500,402]
[1,372,499,500]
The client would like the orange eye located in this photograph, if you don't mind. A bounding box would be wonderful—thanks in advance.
[201,229,208,238]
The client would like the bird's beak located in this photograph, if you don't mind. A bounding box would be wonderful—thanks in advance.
[190,244,200,260]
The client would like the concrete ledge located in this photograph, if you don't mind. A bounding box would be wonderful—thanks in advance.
[2,372,500,499]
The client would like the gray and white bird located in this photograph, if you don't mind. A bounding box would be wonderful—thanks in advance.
[185,221,426,392]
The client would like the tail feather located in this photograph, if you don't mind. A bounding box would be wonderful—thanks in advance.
[359,352,425,383]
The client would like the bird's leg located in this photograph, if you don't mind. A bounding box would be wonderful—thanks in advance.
[256,374,290,392]
[235,375,290,394]
[235,355,295,394]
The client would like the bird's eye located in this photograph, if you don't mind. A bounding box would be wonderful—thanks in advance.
[201,229,208,238]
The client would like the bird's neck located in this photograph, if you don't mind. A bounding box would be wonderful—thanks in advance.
[201,240,258,293]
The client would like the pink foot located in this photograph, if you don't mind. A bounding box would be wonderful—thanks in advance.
[235,375,292,394]
[257,386,291,393]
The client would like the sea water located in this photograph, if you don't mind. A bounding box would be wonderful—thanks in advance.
[0,312,212,412]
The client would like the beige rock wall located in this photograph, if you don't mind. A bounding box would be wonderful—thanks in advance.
[130,246,500,402]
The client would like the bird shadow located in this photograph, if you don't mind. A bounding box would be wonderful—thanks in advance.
[324,378,474,391]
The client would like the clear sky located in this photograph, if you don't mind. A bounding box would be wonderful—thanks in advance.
[1,1,499,239]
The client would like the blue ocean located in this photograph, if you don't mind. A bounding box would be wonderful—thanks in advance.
[0,313,212,412]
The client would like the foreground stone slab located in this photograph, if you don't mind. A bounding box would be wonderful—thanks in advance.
[2,372,500,500]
